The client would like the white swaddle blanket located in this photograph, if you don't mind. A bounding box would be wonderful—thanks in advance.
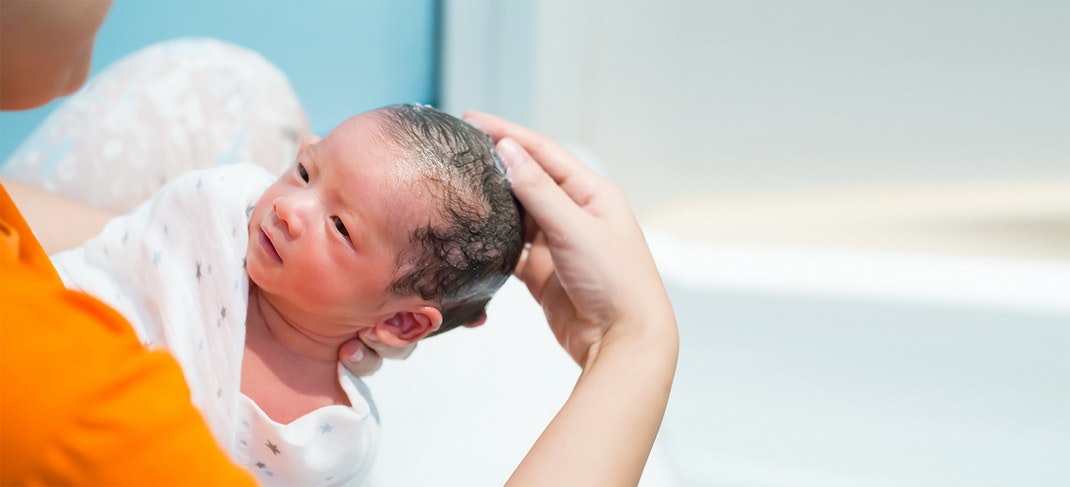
[51,164,380,486]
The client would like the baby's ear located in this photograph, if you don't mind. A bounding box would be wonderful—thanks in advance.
[298,134,321,154]
[373,306,443,346]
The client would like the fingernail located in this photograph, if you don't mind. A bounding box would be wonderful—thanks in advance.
[497,138,525,176]
[347,347,364,363]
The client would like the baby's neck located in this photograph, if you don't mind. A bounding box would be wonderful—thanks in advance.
[242,285,351,424]
[247,285,348,362]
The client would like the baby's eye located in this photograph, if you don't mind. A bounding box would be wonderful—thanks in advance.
[332,216,349,237]
[297,163,309,183]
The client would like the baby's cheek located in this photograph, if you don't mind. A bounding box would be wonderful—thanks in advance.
[299,261,337,292]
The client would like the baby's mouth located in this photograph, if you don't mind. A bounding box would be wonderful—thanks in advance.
[259,229,283,263]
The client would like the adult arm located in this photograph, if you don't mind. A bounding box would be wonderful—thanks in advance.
[464,111,679,486]
[0,177,117,254]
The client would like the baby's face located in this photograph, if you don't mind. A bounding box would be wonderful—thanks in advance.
[246,112,434,337]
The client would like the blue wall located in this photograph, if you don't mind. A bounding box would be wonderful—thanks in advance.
[1,0,439,163]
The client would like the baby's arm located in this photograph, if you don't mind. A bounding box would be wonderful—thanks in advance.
[0,178,115,254]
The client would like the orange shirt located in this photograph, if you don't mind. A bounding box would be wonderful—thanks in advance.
[1,185,255,486]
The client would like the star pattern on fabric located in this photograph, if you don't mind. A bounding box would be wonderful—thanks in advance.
[196,261,202,280]
[196,178,204,190]
[256,461,266,469]
[266,440,280,455]
[320,423,334,434]
[152,250,162,266]
[220,306,227,319]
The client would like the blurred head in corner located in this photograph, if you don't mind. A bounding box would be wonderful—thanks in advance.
[0,0,113,110]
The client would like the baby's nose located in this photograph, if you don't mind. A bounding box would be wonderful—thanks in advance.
[273,197,306,237]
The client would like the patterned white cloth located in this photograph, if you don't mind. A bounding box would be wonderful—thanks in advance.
[51,164,380,486]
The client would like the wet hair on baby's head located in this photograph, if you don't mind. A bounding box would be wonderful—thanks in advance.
[376,103,524,336]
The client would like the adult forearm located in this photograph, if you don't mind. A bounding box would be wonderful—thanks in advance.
[508,310,679,486]
[465,110,681,487]
[1,178,115,254]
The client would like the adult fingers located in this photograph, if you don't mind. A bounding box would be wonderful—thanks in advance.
[339,339,383,377]
[465,111,573,172]
[465,111,601,206]
[496,137,586,241]
[466,110,590,181]
[512,213,543,281]
[514,230,553,302]
[358,328,417,360]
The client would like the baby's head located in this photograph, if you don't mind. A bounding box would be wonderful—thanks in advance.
[377,104,525,337]
[247,104,523,348]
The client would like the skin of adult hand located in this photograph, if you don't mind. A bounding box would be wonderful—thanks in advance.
[463,111,676,368]
[339,331,415,376]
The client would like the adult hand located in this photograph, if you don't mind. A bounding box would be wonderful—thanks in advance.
[463,111,675,368]
[338,331,415,376]
[464,111,678,487]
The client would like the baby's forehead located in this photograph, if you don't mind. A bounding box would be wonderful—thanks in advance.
[328,109,468,221]
[370,166,446,234]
